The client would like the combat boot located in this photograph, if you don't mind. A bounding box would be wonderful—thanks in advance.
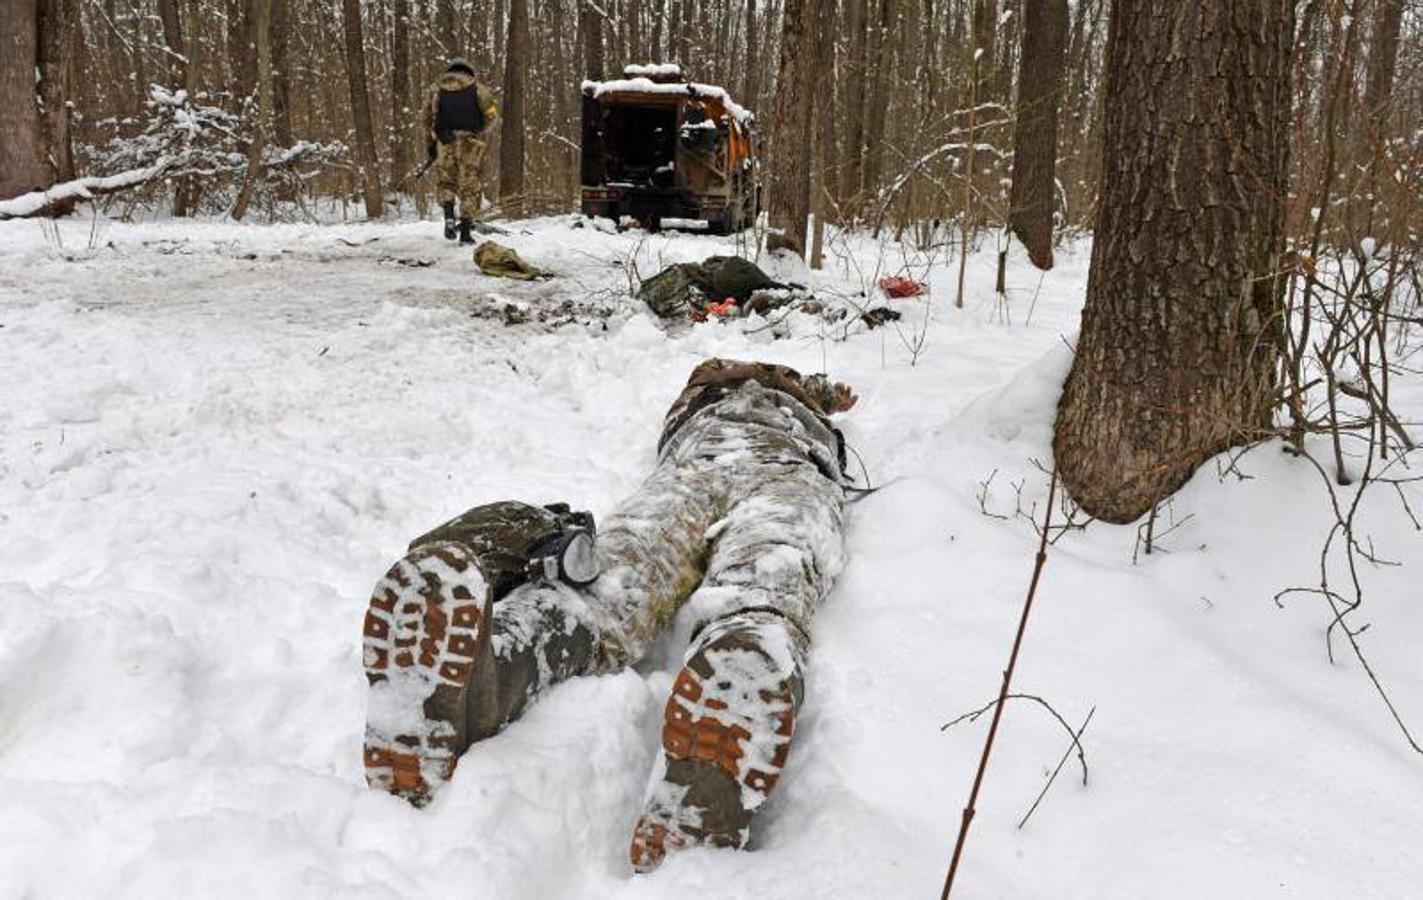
[362,544,599,805]
[457,218,475,245]
[442,202,457,240]
[630,610,807,871]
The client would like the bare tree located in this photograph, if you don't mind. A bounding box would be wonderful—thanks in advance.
[388,0,411,183]
[0,0,48,200]
[37,0,79,188]
[580,0,603,80]
[1007,0,1067,270]
[766,0,815,255]
[742,0,758,110]
[231,0,272,220]
[157,0,186,86]
[808,0,837,267]
[342,0,384,217]
[1053,1,1294,523]
[499,0,530,212]
[1363,0,1404,123]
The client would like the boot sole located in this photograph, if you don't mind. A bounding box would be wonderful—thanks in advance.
[630,636,797,871]
[362,541,485,805]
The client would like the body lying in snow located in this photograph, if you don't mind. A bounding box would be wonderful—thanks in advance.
[360,357,857,870]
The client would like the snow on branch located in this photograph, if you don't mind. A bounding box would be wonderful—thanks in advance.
[0,161,173,219]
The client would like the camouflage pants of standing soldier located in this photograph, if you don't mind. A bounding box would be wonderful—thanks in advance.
[435,132,486,217]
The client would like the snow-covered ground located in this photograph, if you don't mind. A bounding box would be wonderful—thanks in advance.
[1,215,1419,899]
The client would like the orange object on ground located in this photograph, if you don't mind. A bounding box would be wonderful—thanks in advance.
[878,275,928,298]
[691,299,738,321]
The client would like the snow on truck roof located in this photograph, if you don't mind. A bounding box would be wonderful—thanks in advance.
[622,62,684,78]
[581,72,755,127]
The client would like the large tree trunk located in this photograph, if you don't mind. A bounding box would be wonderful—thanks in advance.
[271,0,293,147]
[437,0,456,55]
[157,0,187,86]
[1007,0,1067,270]
[742,0,757,110]
[1363,0,1403,127]
[388,0,411,183]
[37,0,78,187]
[971,0,997,105]
[342,0,385,217]
[580,0,603,80]
[840,0,868,200]
[229,0,257,107]
[231,0,272,220]
[1052,1,1293,524]
[766,0,815,256]
[498,0,529,212]
[859,0,893,195]
[809,0,837,266]
[1,0,48,200]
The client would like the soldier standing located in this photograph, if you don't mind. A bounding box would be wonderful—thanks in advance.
[424,58,498,244]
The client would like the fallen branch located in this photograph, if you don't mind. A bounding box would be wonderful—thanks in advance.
[0,159,174,219]
[941,691,1089,787]
[1018,706,1095,829]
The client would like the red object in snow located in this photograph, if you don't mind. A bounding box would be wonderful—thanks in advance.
[878,275,928,298]
[690,298,739,322]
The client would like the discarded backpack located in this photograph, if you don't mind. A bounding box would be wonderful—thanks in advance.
[474,241,552,280]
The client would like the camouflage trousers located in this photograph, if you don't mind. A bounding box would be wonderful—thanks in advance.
[589,379,848,670]
[435,132,486,216]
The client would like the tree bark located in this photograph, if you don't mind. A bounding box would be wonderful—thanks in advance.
[1007,0,1067,270]
[809,0,837,265]
[271,0,293,147]
[0,0,48,200]
[1363,0,1403,127]
[437,0,457,56]
[840,0,868,200]
[37,0,78,186]
[742,0,757,108]
[342,0,385,217]
[229,0,257,107]
[971,0,997,105]
[580,0,603,80]
[388,0,411,182]
[860,0,893,195]
[499,0,529,212]
[157,0,187,86]
[766,0,815,256]
[231,0,272,220]
[1052,1,1294,523]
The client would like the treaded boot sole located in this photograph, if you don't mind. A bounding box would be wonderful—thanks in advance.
[362,541,485,805]
[630,626,799,872]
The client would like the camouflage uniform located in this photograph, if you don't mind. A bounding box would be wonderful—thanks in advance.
[423,65,498,218]
[362,358,856,867]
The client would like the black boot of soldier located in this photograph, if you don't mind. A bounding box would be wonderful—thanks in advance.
[442,202,457,240]
[457,218,475,245]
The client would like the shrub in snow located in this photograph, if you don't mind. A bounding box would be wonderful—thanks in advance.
[79,85,347,217]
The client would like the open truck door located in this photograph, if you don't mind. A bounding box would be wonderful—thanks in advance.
[579,64,758,234]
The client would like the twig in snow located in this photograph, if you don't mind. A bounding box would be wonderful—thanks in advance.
[941,469,1060,898]
[1017,706,1096,829]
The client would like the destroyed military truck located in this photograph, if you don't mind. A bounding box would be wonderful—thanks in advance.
[579,64,759,234]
